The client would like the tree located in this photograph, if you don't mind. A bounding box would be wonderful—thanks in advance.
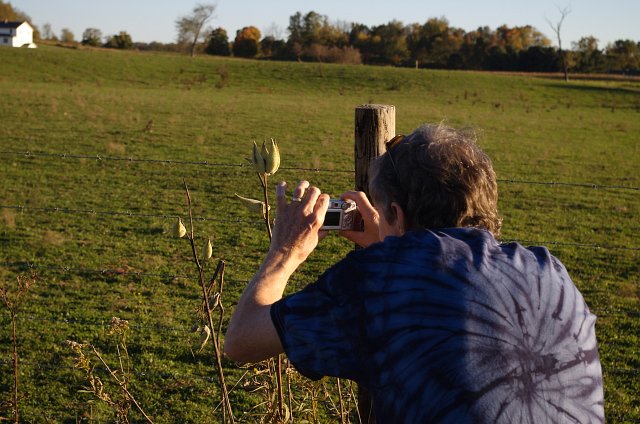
[572,36,605,73]
[41,23,56,41]
[175,3,216,57]
[205,27,230,56]
[368,21,409,65]
[605,40,640,73]
[104,31,132,49]
[547,6,571,82]
[0,1,40,39]
[0,1,31,22]
[233,26,261,58]
[60,28,75,43]
[82,28,103,47]
[260,35,288,59]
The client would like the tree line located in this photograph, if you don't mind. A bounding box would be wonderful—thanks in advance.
[210,11,639,75]
[2,1,638,75]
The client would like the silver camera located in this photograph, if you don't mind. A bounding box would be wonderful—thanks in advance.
[321,199,363,231]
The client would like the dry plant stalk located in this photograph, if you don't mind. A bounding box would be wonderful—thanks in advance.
[182,180,235,423]
[0,272,36,424]
[66,317,153,423]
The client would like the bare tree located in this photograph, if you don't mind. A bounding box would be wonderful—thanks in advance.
[547,5,572,82]
[175,3,216,57]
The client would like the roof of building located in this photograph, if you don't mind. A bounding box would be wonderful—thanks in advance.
[0,21,31,29]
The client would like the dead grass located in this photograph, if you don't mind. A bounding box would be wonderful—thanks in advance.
[42,230,66,246]
[106,142,126,156]
[2,209,16,229]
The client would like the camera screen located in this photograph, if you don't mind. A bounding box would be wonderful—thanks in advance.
[323,210,341,227]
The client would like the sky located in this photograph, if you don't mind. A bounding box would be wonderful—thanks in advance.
[14,0,640,48]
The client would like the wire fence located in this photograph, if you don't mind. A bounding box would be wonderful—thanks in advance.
[2,204,639,251]
[3,307,639,389]
[2,146,639,420]
[1,149,639,191]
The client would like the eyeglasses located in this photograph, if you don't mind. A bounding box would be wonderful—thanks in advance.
[384,134,404,176]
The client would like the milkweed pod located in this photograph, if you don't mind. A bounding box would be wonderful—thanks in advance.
[264,138,280,176]
[252,141,266,174]
[174,217,187,238]
[202,238,213,259]
[198,325,211,353]
[235,193,270,215]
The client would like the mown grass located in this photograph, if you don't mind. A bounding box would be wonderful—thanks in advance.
[0,45,638,422]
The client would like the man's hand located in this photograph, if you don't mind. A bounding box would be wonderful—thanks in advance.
[224,180,329,364]
[338,191,381,248]
[270,180,330,265]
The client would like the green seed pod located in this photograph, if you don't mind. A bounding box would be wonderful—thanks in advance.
[235,193,270,215]
[174,217,187,238]
[252,141,266,174]
[202,238,213,260]
[264,138,280,176]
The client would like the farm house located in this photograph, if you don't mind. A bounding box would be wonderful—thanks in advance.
[0,21,37,48]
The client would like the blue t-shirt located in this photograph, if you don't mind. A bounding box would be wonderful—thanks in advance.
[271,228,604,423]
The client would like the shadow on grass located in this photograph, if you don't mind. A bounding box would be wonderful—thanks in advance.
[546,82,640,96]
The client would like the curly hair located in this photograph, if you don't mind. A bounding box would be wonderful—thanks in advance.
[369,123,502,237]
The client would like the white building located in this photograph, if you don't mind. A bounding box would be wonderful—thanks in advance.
[0,21,37,48]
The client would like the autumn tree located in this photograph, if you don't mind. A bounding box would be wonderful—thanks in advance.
[0,1,31,23]
[233,26,261,58]
[82,28,103,46]
[175,3,216,57]
[205,27,230,56]
[1,1,40,39]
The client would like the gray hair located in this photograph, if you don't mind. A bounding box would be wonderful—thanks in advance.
[369,123,502,236]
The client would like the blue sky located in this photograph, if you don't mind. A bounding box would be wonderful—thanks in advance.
[15,0,640,48]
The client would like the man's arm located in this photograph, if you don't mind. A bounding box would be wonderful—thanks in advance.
[224,181,329,363]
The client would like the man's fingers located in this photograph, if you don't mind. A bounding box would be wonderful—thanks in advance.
[276,181,287,211]
[341,191,377,220]
[313,194,330,227]
[292,180,310,201]
[301,186,321,213]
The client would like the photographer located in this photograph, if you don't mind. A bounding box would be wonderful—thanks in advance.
[224,124,604,423]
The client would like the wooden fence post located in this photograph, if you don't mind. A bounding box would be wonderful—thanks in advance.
[353,104,395,424]
[355,104,396,193]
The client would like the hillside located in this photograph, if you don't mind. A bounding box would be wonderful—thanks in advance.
[0,45,638,422]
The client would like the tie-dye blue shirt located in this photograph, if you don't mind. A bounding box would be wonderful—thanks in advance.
[271,228,604,423]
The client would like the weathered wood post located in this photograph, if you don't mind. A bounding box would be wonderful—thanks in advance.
[354,104,395,424]
[355,105,396,192]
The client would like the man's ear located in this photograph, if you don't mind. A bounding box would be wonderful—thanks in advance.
[390,202,407,235]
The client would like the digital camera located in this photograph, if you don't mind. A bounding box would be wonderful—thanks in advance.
[321,199,363,231]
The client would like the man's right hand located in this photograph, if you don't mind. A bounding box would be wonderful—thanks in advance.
[338,191,381,248]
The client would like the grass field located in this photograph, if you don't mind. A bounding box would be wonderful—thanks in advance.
[0,45,639,422]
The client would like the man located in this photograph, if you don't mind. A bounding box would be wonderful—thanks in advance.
[225,124,604,423]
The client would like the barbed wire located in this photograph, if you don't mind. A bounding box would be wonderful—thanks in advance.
[495,178,639,192]
[1,149,638,190]
[0,262,252,289]
[500,239,640,252]
[0,356,637,380]
[0,149,355,174]
[0,204,263,226]
[0,358,219,384]
[1,304,638,337]
[1,204,639,251]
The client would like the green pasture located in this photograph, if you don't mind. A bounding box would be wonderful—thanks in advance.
[0,45,638,422]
